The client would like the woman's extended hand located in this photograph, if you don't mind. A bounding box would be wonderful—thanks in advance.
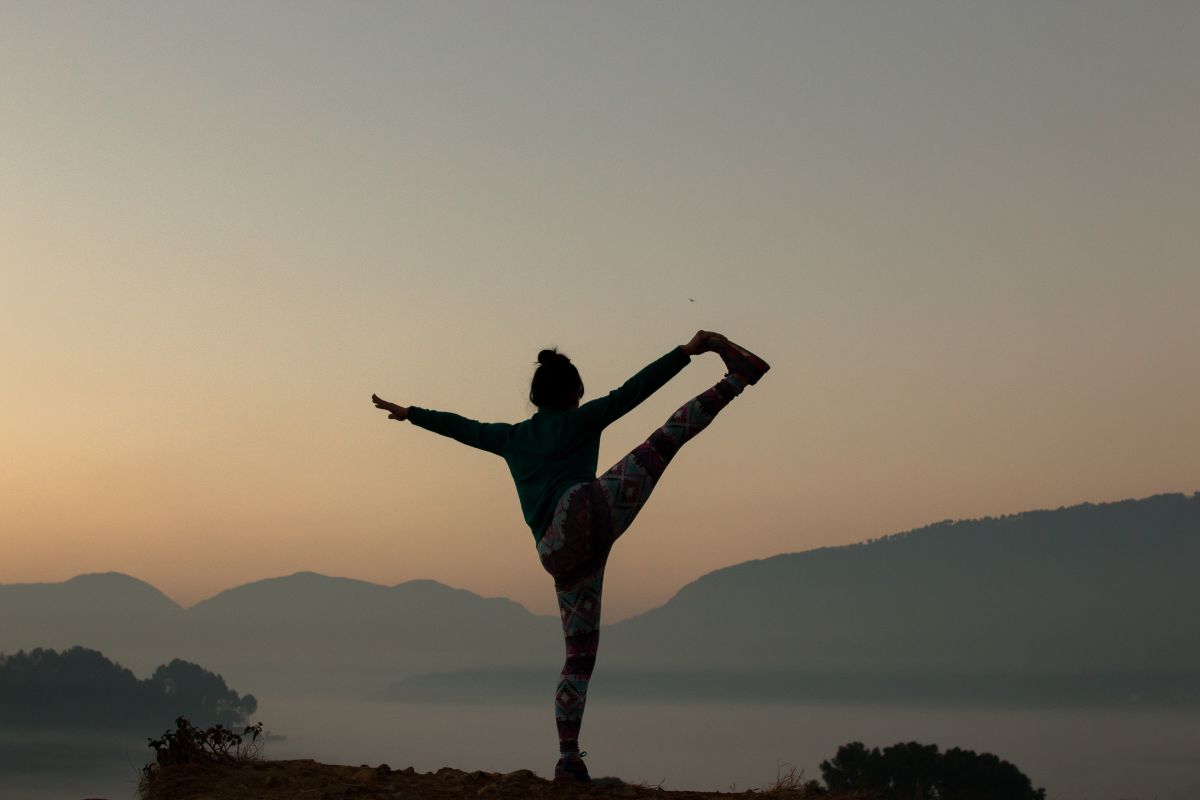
[371,394,409,421]
[683,330,726,356]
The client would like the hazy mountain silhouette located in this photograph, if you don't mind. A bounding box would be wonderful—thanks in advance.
[582,492,1200,704]
[0,571,560,695]
[180,572,559,692]
[0,572,185,675]
[603,492,1199,675]
[3,492,1196,704]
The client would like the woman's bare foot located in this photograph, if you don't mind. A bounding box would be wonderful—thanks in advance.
[707,338,770,385]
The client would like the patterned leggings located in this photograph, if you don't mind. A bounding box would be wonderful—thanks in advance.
[535,374,745,755]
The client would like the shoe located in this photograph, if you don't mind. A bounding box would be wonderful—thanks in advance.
[554,751,591,783]
[708,337,770,385]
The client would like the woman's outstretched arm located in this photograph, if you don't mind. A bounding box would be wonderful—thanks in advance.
[573,330,722,431]
[371,394,510,455]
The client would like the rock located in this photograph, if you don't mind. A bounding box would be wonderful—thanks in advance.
[504,769,537,781]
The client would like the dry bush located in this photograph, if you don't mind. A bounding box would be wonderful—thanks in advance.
[761,763,827,796]
[138,717,264,798]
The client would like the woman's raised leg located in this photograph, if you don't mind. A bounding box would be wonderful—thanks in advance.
[597,372,746,543]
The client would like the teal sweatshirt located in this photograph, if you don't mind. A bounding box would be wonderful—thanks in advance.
[407,346,691,541]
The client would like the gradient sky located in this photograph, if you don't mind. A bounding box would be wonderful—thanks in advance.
[3,1,1197,620]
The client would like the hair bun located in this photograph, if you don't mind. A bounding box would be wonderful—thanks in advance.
[537,348,567,366]
[530,347,583,408]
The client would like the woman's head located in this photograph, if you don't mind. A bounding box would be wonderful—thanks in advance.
[530,348,584,409]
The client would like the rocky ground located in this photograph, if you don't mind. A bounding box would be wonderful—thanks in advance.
[136,759,843,800]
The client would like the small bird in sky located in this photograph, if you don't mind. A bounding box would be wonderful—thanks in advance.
[688,297,695,302]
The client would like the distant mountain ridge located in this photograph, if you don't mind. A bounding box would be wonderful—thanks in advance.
[1,571,182,613]
[0,571,561,694]
[3,492,1197,704]
[603,492,1200,675]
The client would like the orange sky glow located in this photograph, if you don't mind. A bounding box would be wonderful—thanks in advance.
[3,2,1197,620]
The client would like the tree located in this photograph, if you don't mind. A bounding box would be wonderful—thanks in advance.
[148,659,257,727]
[941,747,1046,800]
[819,740,1044,800]
[820,741,885,793]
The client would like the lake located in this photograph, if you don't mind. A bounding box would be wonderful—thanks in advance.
[4,696,1199,799]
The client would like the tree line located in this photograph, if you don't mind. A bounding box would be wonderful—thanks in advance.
[815,740,1045,799]
[0,646,256,731]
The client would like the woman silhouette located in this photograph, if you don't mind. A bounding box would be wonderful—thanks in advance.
[371,332,769,782]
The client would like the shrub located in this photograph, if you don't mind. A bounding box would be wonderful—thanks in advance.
[141,716,264,778]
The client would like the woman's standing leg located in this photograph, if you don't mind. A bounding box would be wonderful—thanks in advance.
[552,564,604,759]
